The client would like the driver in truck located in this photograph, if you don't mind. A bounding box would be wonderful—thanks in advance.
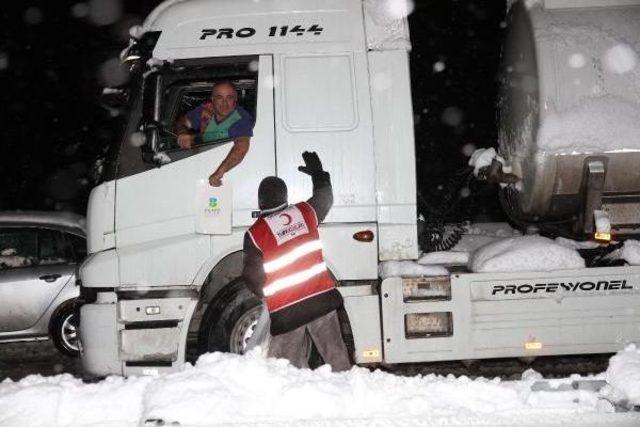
[242,152,352,372]
[174,80,255,186]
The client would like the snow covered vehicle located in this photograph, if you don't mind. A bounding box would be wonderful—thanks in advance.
[78,0,640,377]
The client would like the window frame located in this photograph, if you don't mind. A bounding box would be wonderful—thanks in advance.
[155,56,260,157]
[0,226,85,271]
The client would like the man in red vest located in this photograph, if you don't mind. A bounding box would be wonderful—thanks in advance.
[242,152,351,371]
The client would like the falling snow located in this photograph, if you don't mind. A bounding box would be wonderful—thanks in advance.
[88,0,123,26]
[23,7,44,25]
[70,3,90,19]
[0,52,8,71]
[568,53,586,69]
[441,106,464,127]
[603,44,638,75]
[98,57,129,87]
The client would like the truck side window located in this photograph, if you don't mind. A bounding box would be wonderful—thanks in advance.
[282,54,357,131]
[154,58,259,153]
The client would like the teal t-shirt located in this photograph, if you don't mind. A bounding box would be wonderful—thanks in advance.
[185,105,255,144]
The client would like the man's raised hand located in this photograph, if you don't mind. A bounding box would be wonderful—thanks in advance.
[297,151,323,176]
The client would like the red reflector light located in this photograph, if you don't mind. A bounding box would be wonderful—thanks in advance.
[353,230,374,242]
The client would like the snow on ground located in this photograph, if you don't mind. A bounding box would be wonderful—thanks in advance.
[605,345,640,407]
[469,235,585,273]
[1,348,640,427]
[622,240,640,265]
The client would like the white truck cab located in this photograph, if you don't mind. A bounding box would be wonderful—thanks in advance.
[79,0,418,376]
[79,0,640,377]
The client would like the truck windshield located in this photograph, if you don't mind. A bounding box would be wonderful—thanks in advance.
[100,72,143,183]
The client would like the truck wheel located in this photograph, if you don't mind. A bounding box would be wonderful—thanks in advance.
[198,280,262,355]
[50,302,80,357]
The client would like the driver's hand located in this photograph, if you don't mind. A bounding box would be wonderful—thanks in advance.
[177,133,194,149]
[209,170,224,187]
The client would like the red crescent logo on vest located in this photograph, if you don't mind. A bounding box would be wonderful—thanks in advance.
[280,213,292,225]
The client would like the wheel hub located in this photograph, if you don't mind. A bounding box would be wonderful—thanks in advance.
[229,305,262,354]
[61,314,79,352]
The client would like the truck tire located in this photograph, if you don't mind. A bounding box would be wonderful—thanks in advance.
[50,301,80,357]
[197,280,355,369]
[198,280,262,355]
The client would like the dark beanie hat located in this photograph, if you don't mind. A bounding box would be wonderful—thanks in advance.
[258,176,288,210]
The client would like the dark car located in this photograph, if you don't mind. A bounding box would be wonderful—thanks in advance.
[0,211,86,356]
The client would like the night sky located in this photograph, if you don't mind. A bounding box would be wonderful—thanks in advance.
[0,0,507,222]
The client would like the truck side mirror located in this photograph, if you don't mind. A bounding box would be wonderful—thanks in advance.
[138,123,164,166]
[138,71,166,166]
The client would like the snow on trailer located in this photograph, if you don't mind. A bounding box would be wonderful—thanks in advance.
[378,223,640,365]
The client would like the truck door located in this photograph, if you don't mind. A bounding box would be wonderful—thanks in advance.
[113,55,275,286]
[273,52,376,222]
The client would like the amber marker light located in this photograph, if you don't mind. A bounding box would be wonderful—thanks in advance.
[525,340,542,351]
[353,230,374,242]
[594,232,612,242]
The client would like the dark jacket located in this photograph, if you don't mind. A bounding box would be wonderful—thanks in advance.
[242,171,343,334]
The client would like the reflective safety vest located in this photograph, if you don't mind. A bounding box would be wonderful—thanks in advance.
[247,202,335,316]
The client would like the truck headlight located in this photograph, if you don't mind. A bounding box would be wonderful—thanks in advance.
[404,312,452,338]
[402,276,451,302]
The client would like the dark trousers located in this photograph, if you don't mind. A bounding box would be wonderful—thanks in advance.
[268,310,351,372]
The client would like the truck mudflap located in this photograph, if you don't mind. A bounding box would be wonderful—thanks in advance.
[80,288,198,377]
[380,266,640,364]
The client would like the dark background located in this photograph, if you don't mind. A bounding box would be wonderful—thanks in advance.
[0,0,507,221]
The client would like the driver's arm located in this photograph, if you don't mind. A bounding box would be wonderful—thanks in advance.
[209,136,250,186]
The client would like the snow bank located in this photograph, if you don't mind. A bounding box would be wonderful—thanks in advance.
[470,236,585,273]
[537,95,640,154]
[379,261,448,279]
[451,222,521,253]
[418,251,469,266]
[0,350,629,426]
[622,240,640,265]
[606,344,640,406]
